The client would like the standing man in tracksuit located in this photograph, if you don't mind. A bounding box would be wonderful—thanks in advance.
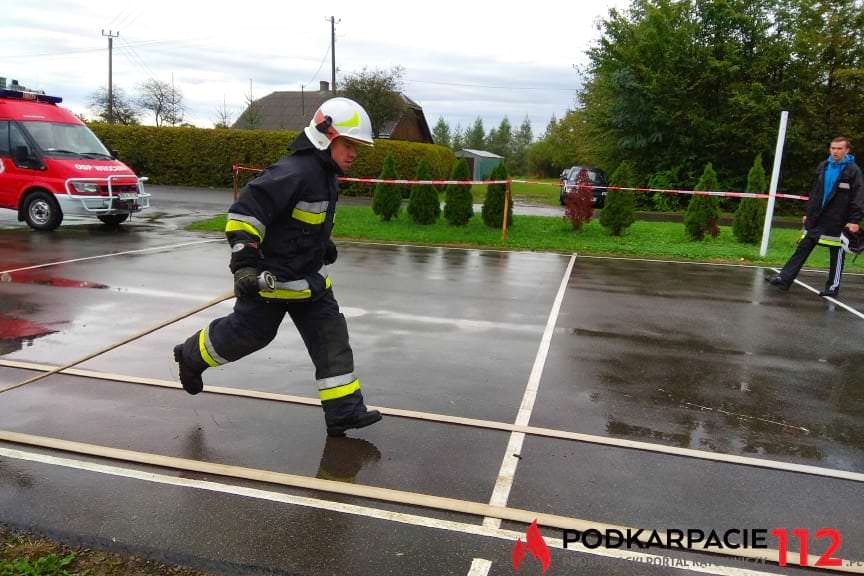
[173,97,382,437]
[767,136,864,297]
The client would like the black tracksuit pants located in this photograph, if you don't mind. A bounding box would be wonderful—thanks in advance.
[779,235,846,292]
[178,290,366,426]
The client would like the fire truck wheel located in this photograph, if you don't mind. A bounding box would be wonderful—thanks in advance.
[98,214,129,226]
[24,191,63,231]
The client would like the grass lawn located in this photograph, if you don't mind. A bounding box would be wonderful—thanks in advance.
[0,527,205,576]
[469,178,560,205]
[187,205,861,271]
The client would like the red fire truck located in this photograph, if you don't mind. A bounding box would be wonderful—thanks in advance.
[0,84,149,231]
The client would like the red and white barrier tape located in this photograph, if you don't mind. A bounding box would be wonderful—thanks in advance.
[339,177,507,186]
[232,166,808,202]
[561,183,808,202]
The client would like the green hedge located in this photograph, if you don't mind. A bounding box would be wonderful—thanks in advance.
[89,123,455,191]
[339,139,455,197]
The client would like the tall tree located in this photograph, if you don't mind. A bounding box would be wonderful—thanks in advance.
[511,116,533,175]
[465,117,486,150]
[488,116,513,158]
[451,124,464,151]
[340,66,406,137]
[88,86,140,125]
[432,117,451,148]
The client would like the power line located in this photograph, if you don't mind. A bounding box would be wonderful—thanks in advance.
[117,37,158,81]
[107,6,131,29]
[7,37,197,60]
[304,43,331,87]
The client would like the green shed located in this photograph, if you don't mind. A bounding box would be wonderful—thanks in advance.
[455,149,504,180]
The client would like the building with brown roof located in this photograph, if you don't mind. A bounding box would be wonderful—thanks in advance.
[233,81,433,144]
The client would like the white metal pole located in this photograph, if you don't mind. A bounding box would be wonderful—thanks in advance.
[760,111,789,257]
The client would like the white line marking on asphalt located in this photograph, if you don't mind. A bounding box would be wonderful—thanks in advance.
[0,239,222,275]
[342,240,864,275]
[466,558,491,576]
[770,268,864,321]
[0,446,796,576]
[483,254,576,530]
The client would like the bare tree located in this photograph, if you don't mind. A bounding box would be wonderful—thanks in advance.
[339,66,405,137]
[214,95,234,128]
[164,77,185,127]
[237,80,260,129]
[137,79,184,127]
[88,86,140,125]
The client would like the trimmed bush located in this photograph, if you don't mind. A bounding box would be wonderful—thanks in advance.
[564,168,594,231]
[684,163,721,240]
[88,123,455,190]
[481,163,513,228]
[407,159,440,224]
[733,155,768,244]
[600,161,636,235]
[443,159,473,226]
[371,153,403,221]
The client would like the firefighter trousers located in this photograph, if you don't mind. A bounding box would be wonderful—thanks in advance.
[178,290,367,426]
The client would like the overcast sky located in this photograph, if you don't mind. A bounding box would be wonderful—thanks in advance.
[4,0,629,136]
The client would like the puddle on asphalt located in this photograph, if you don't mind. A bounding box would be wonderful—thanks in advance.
[1,270,108,289]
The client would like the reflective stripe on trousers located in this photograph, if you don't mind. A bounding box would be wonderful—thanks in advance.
[198,327,228,367]
[318,373,361,401]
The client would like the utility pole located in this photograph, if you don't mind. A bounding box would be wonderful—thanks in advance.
[326,16,340,93]
[101,30,119,124]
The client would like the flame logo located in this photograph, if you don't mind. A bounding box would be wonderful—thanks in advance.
[512,519,551,573]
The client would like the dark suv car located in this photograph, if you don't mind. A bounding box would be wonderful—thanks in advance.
[559,166,608,207]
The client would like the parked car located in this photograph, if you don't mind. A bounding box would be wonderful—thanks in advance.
[0,85,149,231]
[559,166,608,207]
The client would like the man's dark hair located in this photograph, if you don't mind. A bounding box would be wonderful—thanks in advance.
[832,136,851,149]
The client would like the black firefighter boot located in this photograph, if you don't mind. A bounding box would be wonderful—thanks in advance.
[323,390,382,437]
[173,335,208,395]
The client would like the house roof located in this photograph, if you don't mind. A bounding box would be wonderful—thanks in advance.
[376,93,433,142]
[233,90,432,142]
[455,149,504,159]
[232,89,330,131]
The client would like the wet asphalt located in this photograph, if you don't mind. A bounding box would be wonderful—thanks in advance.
[0,186,862,575]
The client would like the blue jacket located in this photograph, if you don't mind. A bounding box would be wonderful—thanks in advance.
[822,154,854,206]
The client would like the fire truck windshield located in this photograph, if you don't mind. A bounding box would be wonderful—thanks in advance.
[21,121,112,159]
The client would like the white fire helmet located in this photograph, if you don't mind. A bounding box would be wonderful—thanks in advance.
[304,97,374,150]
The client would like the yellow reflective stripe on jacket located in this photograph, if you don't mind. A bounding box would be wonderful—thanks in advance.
[319,378,360,401]
[198,329,220,367]
[292,208,327,225]
[292,201,329,225]
[225,219,263,241]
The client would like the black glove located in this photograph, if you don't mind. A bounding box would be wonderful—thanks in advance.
[324,239,338,265]
[233,267,259,298]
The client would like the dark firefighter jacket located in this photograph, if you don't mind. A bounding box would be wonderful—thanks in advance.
[224,132,340,300]
[804,157,864,246]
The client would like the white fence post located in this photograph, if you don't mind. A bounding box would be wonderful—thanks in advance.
[760,111,789,257]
